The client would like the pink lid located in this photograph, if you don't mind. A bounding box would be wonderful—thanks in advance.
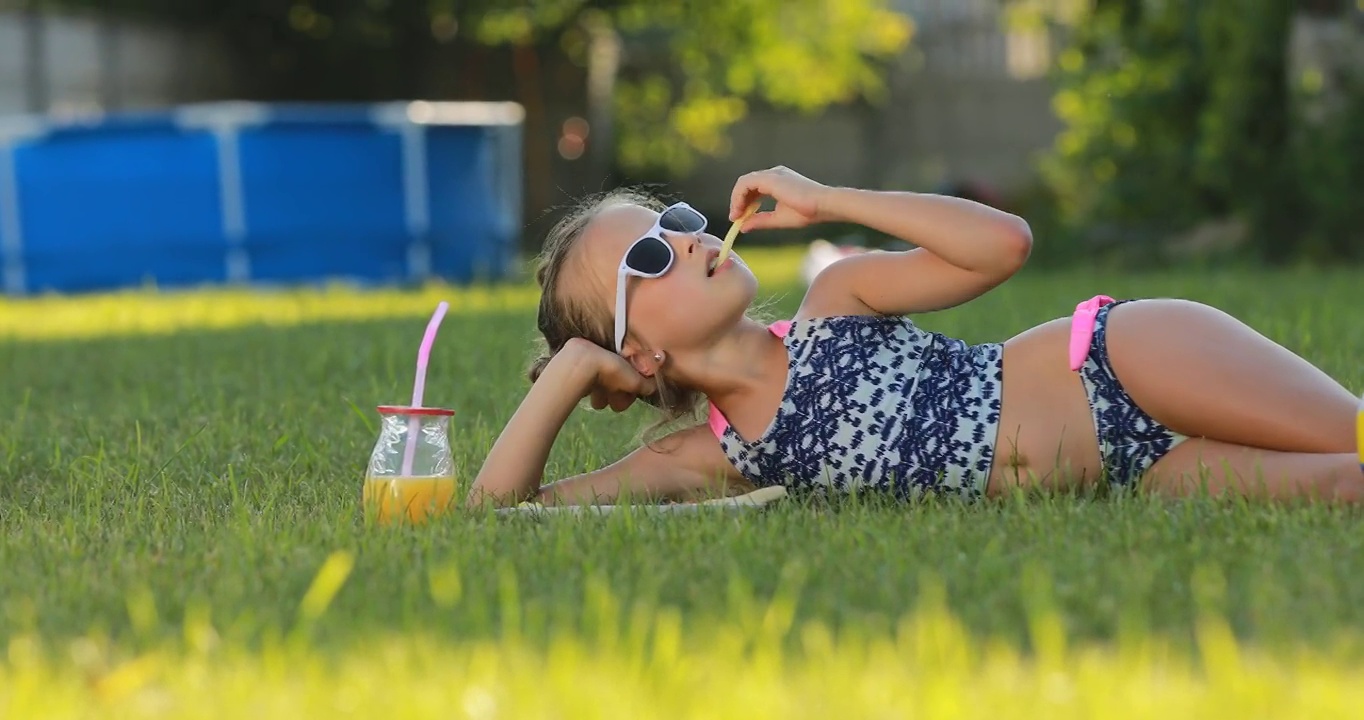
[376,405,455,417]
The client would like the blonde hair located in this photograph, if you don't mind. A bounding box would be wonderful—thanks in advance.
[527,188,709,442]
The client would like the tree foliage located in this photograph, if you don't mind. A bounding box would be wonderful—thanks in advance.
[43,0,913,175]
[1034,0,1363,263]
[598,0,913,173]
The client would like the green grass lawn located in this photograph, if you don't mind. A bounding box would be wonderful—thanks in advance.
[2,248,1363,717]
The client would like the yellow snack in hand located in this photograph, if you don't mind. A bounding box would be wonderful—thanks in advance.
[712,201,760,271]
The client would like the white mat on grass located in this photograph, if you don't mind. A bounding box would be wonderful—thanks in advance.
[494,486,788,516]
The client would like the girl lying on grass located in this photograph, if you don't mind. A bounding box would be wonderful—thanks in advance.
[469,166,1364,507]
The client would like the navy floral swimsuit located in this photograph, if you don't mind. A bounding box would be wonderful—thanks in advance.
[706,315,1004,500]
[705,304,1186,499]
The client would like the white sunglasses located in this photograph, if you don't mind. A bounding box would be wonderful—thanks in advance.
[613,202,708,353]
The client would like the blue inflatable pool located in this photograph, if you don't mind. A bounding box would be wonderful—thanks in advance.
[0,101,523,296]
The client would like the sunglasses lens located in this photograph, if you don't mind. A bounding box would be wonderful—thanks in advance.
[659,205,706,233]
[625,236,673,276]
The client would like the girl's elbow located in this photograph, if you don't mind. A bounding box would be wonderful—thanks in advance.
[1001,216,1033,268]
[464,478,530,509]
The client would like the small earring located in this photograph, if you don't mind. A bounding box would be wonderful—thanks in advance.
[654,352,663,362]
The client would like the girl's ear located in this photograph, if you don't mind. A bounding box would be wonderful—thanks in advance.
[626,349,665,377]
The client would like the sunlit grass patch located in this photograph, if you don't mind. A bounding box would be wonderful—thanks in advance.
[0,247,809,342]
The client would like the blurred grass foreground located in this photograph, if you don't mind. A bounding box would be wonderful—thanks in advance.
[5,559,1363,719]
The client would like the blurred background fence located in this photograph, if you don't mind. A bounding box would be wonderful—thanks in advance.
[1,0,1361,295]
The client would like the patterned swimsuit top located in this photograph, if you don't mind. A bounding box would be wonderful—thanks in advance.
[706,314,1005,500]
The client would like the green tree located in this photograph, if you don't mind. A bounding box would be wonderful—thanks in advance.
[1032,0,1362,265]
[44,0,913,177]
[1037,0,1217,241]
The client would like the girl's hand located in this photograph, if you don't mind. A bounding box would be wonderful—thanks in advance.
[729,165,833,231]
[562,338,658,413]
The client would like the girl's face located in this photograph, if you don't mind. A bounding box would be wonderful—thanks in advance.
[570,202,759,364]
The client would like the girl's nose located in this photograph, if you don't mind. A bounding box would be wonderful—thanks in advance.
[667,232,698,256]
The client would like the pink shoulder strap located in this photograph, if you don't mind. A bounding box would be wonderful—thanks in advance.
[707,320,791,438]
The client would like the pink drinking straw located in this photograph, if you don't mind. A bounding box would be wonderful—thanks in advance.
[401,301,449,476]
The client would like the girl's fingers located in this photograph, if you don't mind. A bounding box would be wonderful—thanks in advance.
[730,172,771,219]
[743,204,801,230]
[609,391,636,413]
[589,388,608,410]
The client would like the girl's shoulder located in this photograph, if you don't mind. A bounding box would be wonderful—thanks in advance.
[765,313,941,368]
[778,311,997,361]
[779,311,924,339]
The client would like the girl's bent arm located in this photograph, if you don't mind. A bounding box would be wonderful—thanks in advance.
[466,345,593,507]
[535,424,749,506]
[804,188,1032,317]
[466,341,744,507]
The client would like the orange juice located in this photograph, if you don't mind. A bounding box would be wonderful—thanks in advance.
[363,474,457,525]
